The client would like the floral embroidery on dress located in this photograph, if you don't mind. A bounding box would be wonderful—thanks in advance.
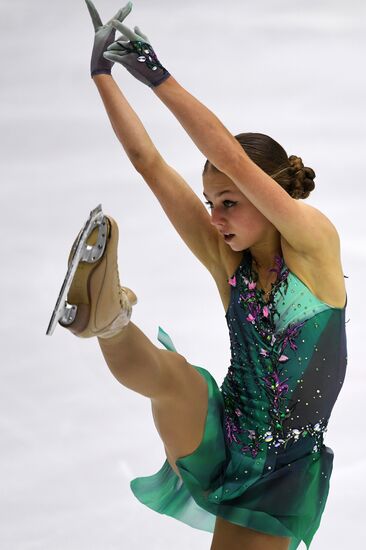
[222,250,326,457]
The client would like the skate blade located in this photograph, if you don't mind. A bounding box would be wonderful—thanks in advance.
[46,204,108,336]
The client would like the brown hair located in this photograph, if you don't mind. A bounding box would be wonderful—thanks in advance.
[202,132,316,200]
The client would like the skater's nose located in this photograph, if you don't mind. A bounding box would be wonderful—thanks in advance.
[210,206,227,228]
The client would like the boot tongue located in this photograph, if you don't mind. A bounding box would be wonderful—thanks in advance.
[122,286,138,306]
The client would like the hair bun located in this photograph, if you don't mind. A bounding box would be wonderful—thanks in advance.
[288,155,316,199]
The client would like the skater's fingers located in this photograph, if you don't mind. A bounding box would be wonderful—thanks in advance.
[111,8,124,22]
[107,40,130,51]
[110,19,138,41]
[84,0,103,31]
[118,1,133,21]
[103,51,128,63]
[134,25,149,42]
[106,1,133,26]
[116,33,129,42]
[107,32,130,44]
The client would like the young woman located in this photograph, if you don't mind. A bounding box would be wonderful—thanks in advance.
[51,2,348,549]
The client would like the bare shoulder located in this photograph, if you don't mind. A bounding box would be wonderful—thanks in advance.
[209,202,347,312]
[281,204,347,308]
[296,201,340,248]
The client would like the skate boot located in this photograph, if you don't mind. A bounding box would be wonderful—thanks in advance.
[46,204,137,338]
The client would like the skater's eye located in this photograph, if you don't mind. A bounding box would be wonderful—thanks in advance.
[223,200,237,208]
[204,200,237,210]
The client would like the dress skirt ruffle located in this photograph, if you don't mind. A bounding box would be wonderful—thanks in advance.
[130,327,334,550]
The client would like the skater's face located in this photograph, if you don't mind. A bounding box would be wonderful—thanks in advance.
[202,167,277,252]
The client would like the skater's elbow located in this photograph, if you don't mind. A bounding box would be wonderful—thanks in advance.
[127,149,147,168]
[130,150,161,175]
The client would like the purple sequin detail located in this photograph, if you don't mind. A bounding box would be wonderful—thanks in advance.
[279,320,307,355]
[223,251,308,456]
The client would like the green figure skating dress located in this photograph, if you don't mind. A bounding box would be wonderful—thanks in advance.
[130,250,348,550]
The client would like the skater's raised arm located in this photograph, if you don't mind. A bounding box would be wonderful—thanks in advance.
[105,15,339,257]
[92,74,231,277]
[84,1,157,164]
[93,74,158,166]
[84,2,228,280]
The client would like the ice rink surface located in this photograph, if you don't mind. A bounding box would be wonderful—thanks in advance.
[1,0,365,548]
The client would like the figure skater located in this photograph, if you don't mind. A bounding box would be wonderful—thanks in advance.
[48,2,348,548]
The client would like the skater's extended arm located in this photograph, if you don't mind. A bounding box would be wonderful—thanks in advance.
[152,78,338,255]
[85,2,227,276]
[105,16,339,256]
[93,74,157,165]
[93,75,226,276]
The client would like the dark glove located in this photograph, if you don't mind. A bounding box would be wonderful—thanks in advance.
[103,19,171,88]
[85,0,133,77]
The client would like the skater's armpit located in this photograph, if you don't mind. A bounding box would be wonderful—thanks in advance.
[137,155,223,274]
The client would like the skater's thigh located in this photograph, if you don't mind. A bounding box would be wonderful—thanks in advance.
[151,352,208,472]
[211,517,291,550]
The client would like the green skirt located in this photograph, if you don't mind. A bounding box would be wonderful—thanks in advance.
[130,327,334,550]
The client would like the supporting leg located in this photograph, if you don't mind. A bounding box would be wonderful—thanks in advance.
[210,517,291,550]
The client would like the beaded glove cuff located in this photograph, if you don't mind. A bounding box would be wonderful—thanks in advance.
[105,38,171,88]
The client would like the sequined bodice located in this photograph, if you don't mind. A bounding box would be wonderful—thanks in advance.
[221,249,348,458]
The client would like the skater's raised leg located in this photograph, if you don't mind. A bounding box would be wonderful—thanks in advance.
[98,321,185,399]
[53,208,208,477]
[97,321,208,477]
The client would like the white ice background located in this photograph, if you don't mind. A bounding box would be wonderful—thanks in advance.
[0,0,365,548]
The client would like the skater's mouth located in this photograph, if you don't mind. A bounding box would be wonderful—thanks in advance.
[224,233,235,242]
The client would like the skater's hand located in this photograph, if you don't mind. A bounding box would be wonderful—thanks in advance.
[103,15,171,88]
[85,0,133,77]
